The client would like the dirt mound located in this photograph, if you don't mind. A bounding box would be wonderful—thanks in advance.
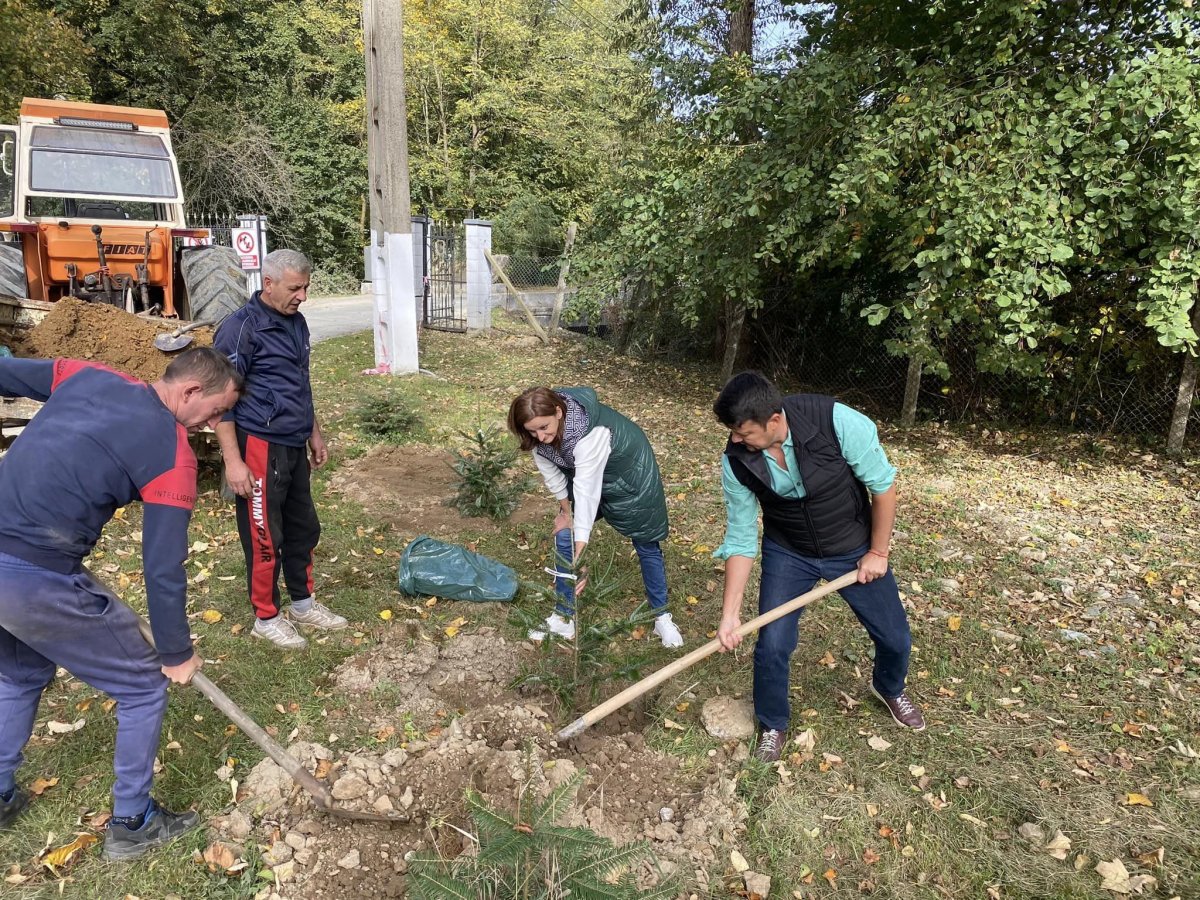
[328,444,546,537]
[18,298,214,382]
[210,635,748,899]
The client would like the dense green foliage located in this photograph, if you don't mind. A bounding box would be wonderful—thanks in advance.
[2,0,637,270]
[580,0,1200,387]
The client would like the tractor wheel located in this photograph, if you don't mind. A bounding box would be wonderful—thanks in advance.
[0,241,28,301]
[179,245,248,324]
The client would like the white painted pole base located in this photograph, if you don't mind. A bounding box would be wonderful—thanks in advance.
[370,230,419,374]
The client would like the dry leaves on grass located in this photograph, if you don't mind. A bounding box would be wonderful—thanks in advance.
[199,841,248,875]
[29,776,58,796]
[39,833,99,873]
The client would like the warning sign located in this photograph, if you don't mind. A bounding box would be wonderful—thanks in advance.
[232,227,260,270]
[183,234,212,247]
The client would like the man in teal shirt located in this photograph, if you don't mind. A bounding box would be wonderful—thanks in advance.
[712,371,923,762]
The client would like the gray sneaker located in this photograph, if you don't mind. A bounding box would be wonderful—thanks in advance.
[288,600,349,631]
[252,615,308,649]
[103,799,199,860]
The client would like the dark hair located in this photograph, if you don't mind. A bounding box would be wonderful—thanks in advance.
[162,346,244,396]
[507,387,566,451]
[713,371,783,427]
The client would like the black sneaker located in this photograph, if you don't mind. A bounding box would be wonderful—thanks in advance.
[0,787,29,828]
[102,799,200,861]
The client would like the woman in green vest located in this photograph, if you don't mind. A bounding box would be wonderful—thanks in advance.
[508,386,683,648]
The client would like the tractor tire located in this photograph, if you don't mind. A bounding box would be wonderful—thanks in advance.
[0,241,28,301]
[179,245,248,324]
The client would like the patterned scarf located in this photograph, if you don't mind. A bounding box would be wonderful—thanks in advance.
[535,393,589,470]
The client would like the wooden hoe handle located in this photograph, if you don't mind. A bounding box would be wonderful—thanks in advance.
[130,613,336,810]
[555,570,859,741]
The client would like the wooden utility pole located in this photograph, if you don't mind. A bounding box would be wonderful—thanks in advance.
[364,0,418,373]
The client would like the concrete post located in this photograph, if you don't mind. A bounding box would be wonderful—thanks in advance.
[464,219,492,331]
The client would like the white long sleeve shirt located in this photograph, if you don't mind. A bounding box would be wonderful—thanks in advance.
[533,426,612,544]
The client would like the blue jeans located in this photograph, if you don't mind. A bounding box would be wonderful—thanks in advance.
[553,530,669,618]
[0,552,168,816]
[754,538,911,732]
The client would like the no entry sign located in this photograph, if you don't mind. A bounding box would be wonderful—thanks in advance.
[232,227,260,269]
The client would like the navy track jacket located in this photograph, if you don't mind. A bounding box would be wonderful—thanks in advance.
[0,359,197,665]
[214,292,314,448]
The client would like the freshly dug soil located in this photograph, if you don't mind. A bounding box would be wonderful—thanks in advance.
[214,635,749,899]
[17,298,214,382]
[328,445,547,538]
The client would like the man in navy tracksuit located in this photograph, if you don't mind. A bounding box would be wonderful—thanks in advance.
[214,249,347,648]
[0,348,241,859]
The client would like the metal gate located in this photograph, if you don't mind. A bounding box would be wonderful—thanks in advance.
[423,220,466,331]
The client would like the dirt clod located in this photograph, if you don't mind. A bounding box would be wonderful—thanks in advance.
[19,298,214,381]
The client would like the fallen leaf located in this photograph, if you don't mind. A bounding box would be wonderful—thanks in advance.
[379,609,393,621]
[959,813,986,827]
[947,615,962,632]
[424,597,437,607]
[1018,823,1046,844]
[229,623,244,635]
[686,595,699,605]
[662,718,686,731]
[444,626,459,638]
[40,833,98,871]
[201,841,238,873]
[909,765,926,778]
[314,759,333,779]
[923,792,948,811]
[823,868,837,886]
[29,777,59,796]
[1135,848,1163,868]
[1123,793,1153,807]
[867,735,892,751]
[817,651,837,667]
[1127,875,1157,894]
[792,729,816,752]
[862,847,881,865]
[1095,858,1131,893]
[46,719,85,734]
[88,811,112,829]
[200,609,223,624]
[675,702,690,712]
[630,626,646,640]
[1044,830,1071,860]
[75,698,93,713]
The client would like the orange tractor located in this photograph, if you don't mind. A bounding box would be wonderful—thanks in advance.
[0,98,247,321]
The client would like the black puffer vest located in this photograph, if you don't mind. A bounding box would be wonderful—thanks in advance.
[724,394,871,557]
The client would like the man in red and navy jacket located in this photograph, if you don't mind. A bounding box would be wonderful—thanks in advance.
[214,249,348,648]
[0,348,241,860]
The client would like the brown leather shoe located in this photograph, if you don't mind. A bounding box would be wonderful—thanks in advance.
[871,686,926,731]
[753,727,786,763]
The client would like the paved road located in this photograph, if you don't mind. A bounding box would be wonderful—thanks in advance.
[304,294,374,343]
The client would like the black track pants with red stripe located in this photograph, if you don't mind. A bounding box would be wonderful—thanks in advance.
[234,429,322,620]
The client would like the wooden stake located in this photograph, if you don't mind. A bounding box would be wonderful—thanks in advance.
[484,247,548,343]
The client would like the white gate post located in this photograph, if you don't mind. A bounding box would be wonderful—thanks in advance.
[464,219,492,331]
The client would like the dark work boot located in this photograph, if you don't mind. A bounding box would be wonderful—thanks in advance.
[102,798,200,861]
[0,786,29,828]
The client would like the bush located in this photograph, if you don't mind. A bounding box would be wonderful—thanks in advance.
[356,395,422,441]
[450,426,529,520]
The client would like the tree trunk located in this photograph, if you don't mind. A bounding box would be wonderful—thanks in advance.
[901,354,922,426]
[727,0,755,56]
[719,297,747,381]
[1166,294,1200,455]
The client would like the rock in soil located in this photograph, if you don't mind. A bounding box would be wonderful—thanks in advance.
[701,696,756,740]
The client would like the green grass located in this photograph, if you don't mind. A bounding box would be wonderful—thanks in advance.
[2,314,1198,897]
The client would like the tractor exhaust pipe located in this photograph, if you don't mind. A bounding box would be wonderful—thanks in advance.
[90,224,118,305]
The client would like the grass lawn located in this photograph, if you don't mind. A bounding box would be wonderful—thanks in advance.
[1,315,1197,898]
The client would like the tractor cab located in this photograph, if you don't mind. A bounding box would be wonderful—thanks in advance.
[0,99,245,321]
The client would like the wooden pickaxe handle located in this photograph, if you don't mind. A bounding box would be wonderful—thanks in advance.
[555,570,860,740]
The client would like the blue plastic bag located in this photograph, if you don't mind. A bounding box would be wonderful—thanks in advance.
[397,536,519,603]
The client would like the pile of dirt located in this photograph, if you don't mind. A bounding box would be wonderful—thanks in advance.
[17,299,214,382]
[209,635,748,900]
[328,444,546,537]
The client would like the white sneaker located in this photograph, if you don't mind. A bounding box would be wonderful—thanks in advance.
[252,615,308,649]
[288,600,349,631]
[528,613,575,642]
[654,613,684,648]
